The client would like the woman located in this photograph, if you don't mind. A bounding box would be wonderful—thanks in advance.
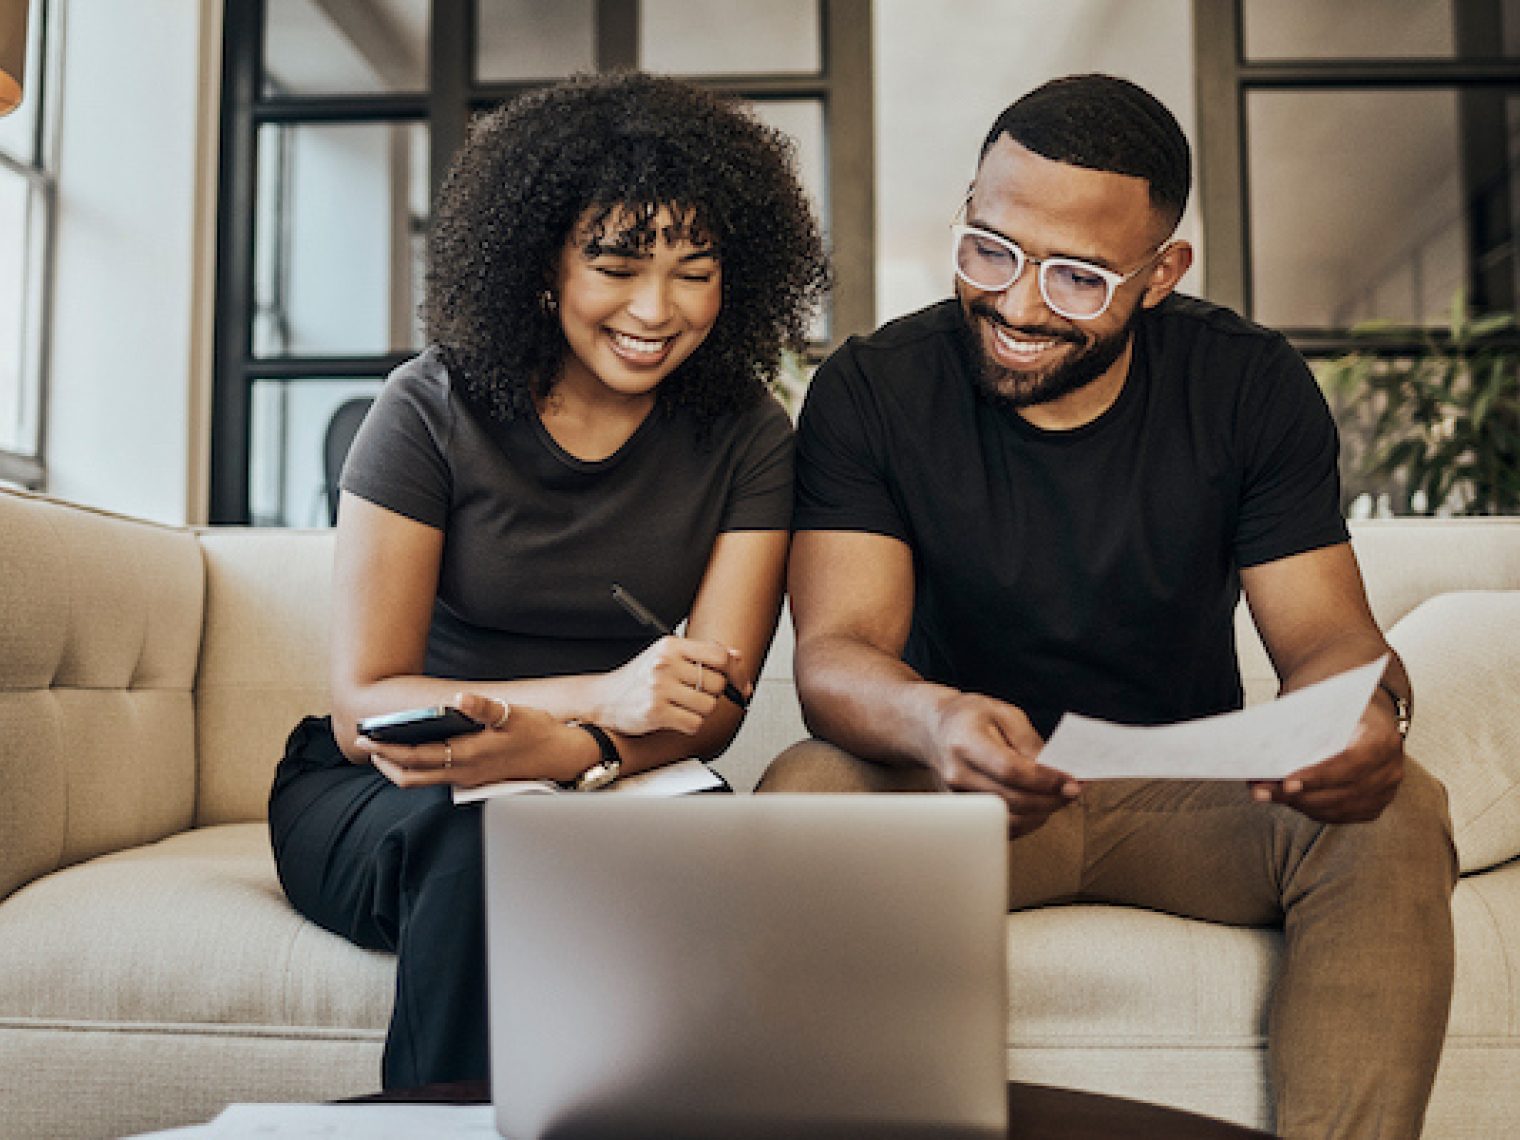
[268,71,828,1089]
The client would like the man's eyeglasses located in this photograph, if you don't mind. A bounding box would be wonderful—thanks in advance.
[950,209,1167,321]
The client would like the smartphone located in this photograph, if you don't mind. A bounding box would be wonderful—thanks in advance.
[357,705,485,745]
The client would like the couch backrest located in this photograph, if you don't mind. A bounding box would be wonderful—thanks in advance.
[194,529,336,825]
[180,512,1520,875]
[0,489,203,899]
[6,483,1519,858]
[1233,519,1520,706]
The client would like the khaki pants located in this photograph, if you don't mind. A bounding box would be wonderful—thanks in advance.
[759,741,1458,1140]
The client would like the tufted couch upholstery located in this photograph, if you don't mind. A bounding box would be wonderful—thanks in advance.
[1,484,1518,1138]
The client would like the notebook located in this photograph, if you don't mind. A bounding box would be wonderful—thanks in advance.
[452,757,726,804]
[482,793,1008,1139]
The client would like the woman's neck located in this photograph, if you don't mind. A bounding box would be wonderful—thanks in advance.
[535,370,657,462]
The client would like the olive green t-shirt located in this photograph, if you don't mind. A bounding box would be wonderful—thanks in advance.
[341,348,794,681]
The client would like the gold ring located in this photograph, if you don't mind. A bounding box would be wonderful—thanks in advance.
[444,740,453,769]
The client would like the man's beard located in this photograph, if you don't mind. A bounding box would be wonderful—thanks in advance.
[959,298,1139,410]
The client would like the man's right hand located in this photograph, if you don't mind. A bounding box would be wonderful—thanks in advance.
[925,691,1081,837]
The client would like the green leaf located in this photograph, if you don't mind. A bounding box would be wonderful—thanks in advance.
[1470,312,1516,338]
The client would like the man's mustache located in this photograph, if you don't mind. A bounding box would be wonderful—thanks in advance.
[968,300,1083,345]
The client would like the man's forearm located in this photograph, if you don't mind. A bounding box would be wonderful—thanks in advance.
[1279,633,1410,702]
[794,634,958,768]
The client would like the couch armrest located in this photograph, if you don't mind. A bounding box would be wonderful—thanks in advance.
[0,490,204,901]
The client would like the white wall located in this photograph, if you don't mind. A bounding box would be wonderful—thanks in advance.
[45,0,215,525]
[872,0,1200,324]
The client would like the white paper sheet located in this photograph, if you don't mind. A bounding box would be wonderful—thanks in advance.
[1038,655,1388,780]
[203,1103,495,1138]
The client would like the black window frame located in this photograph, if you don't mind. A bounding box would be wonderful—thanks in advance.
[210,0,874,524]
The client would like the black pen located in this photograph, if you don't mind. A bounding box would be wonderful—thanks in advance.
[611,583,750,709]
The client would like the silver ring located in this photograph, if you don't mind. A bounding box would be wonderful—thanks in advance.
[695,662,705,692]
[444,740,453,769]
[491,701,510,729]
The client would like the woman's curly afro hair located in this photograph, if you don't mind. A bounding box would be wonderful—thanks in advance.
[424,71,831,429]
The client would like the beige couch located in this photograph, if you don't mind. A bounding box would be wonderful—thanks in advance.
[1,485,1518,1139]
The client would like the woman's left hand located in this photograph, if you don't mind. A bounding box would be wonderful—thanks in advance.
[357,693,580,789]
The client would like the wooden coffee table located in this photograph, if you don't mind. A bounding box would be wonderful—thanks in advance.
[349,1079,1274,1137]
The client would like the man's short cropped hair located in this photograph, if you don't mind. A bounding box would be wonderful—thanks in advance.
[981,74,1191,229]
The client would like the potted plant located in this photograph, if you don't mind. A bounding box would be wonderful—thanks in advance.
[1318,295,1520,516]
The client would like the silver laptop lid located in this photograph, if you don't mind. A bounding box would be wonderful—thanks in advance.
[484,794,1007,1140]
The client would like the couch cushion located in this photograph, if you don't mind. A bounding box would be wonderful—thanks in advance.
[196,531,336,826]
[0,823,393,1033]
[1448,860,1520,1041]
[0,489,202,902]
[1005,904,1278,1126]
[1386,591,1520,874]
[1007,904,1278,1045]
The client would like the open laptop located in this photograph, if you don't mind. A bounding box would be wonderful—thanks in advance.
[482,793,1008,1140]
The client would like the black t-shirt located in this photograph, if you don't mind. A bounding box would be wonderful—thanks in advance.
[793,296,1348,738]
[341,348,795,682]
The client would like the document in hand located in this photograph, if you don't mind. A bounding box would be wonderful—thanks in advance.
[1038,655,1389,780]
[450,756,725,804]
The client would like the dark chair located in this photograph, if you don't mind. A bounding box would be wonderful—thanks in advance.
[322,396,374,526]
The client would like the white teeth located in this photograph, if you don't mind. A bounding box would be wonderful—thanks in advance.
[994,326,1055,358]
[610,330,668,356]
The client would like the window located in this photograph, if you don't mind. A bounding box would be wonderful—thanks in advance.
[0,0,55,489]
[1193,0,1520,515]
[1196,0,1520,336]
[212,0,872,525]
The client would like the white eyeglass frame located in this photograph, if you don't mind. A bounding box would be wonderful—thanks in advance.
[950,209,1168,321]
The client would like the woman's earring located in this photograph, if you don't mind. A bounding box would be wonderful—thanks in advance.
[538,290,559,316]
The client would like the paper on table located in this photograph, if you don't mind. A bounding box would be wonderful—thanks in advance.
[205,1103,495,1137]
[451,756,723,804]
[1039,655,1388,780]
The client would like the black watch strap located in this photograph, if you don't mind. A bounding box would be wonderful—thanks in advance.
[568,722,622,791]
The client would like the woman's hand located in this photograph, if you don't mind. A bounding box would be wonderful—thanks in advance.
[357,693,585,789]
[593,635,751,736]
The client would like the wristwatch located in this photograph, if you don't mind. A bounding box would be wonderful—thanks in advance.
[568,721,622,791]
[1378,683,1412,741]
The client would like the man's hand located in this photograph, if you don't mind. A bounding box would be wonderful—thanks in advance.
[1250,697,1405,823]
[927,692,1081,837]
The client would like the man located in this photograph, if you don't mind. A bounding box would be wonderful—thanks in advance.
[762,74,1457,1139]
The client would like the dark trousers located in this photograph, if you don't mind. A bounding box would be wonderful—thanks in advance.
[268,717,488,1089]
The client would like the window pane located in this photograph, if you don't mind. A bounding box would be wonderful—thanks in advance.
[1247,89,1497,328]
[477,0,595,83]
[253,121,429,358]
[747,99,826,224]
[1243,0,1463,59]
[250,378,385,527]
[263,0,428,96]
[1245,0,1520,59]
[0,0,43,161]
[746,98,829,342]
[0,172,41,456]
[640,0,820,75]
